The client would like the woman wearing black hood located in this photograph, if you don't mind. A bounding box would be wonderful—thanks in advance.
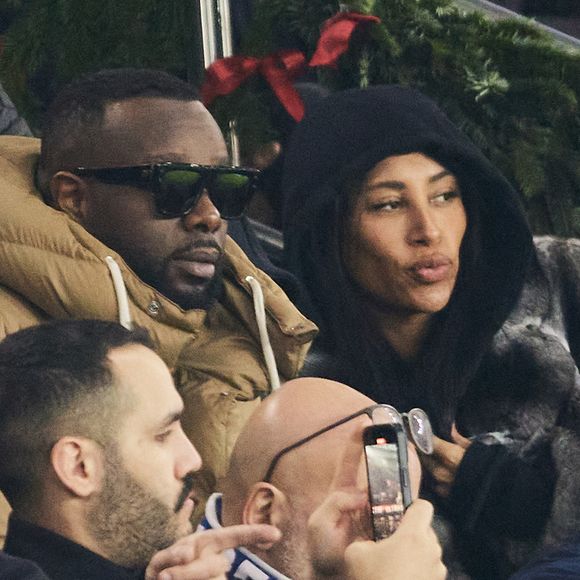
[282,85,580,579]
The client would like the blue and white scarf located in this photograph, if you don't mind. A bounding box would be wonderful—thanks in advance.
[199,493,292,580]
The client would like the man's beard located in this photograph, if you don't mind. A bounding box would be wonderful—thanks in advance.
[87,450,195,569]
[178,255,225,310]
[128,238,227,311]
[267,517,312,580]
[159,248,226,311]
[267,504,370,580]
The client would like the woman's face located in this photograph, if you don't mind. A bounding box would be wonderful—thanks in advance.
[342,153,467,317]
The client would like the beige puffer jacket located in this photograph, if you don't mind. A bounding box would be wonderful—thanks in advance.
[0,136,317,542]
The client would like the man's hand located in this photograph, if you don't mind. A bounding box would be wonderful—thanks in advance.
[308,488,368,576]
[420,424,471,498]
[344,499,447,580]
[308,425,369,577]
[145,524,281,580]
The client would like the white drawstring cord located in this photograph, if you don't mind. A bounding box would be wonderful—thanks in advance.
[245,275,281,390]
[105,256,133,330]
[104,262,278,388]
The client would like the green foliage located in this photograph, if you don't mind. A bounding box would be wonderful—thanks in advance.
[211,0,580,236]
[0,0,201,125]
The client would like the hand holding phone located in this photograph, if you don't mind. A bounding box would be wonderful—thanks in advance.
[344,499,446,580]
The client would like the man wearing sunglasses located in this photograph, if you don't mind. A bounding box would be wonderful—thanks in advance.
[187,377,445,580]
[0,68,316,539]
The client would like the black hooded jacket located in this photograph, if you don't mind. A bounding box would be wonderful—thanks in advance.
[282,86,580,578]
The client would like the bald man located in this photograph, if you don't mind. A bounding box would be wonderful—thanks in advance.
[196,377,439,580]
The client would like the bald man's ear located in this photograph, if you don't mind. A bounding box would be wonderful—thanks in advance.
[50,171,89,222]
[243,483,288,550]
[50,436,105,498]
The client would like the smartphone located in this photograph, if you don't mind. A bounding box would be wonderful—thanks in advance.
[363,423,412,541]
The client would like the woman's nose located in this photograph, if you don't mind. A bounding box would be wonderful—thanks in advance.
[406,206,442,246]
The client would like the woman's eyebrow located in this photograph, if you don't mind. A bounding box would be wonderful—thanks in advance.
[429,170,453,183]
[366,180,405,192]
[366,170,454,192]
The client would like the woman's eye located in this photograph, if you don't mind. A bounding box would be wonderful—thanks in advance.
[432,190,461,204]
[370,199,401,212]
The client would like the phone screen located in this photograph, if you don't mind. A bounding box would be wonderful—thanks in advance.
[363,424,409,540]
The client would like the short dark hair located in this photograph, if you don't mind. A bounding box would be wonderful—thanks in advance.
[0,320,153,509]
[38,68,200,190]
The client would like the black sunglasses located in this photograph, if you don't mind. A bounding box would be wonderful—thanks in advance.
[263,404,433,483]
[72,162,260,219]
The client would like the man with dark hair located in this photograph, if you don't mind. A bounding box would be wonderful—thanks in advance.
[0,320,279,579]
[36,68,224,311]
[0,68,316,538]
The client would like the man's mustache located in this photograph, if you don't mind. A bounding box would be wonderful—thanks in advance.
[174,472,196,512]
[173,238,224,259]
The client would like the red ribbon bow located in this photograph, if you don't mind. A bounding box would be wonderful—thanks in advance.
[201,49,307,121]
[309,12,381,67]
[200,12,381,122]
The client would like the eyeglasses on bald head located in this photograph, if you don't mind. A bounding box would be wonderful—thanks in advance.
[263,403,433,483]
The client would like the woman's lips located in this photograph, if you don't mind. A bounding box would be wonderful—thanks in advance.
[408,256,453,283]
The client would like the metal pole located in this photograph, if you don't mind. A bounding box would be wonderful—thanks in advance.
[199,0,217,68]
[216,0,240,164]
[199,0,241,165]
[217,0,234,57]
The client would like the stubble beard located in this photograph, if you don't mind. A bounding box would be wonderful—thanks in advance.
[159,253,226,311]
[87,451,190,569]
[267,518,313,580]
[180,256,226,311]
